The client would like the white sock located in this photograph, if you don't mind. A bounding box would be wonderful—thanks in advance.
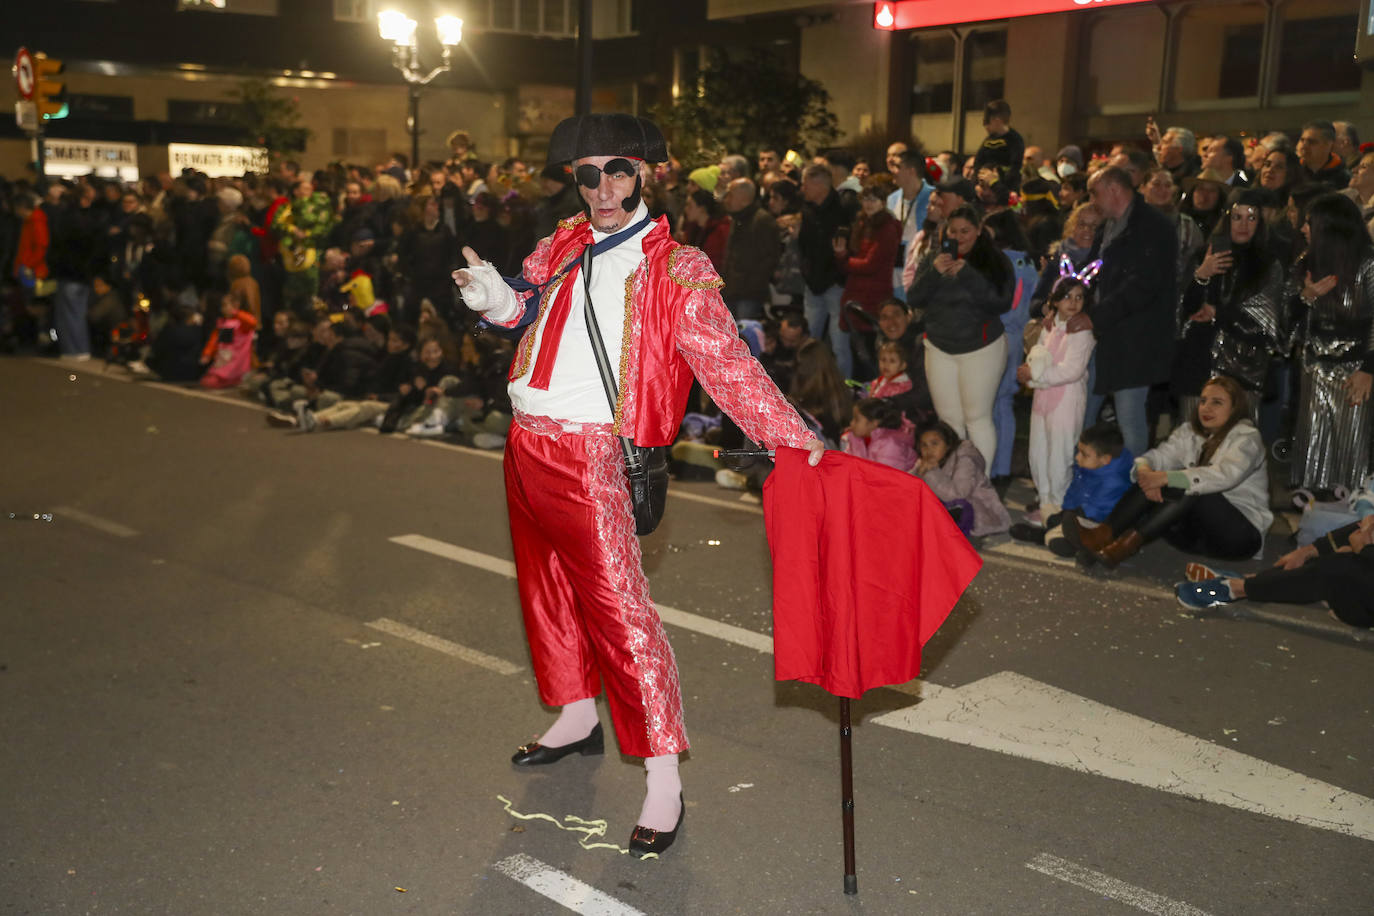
[536,697,598,748]
[637,754,682,831]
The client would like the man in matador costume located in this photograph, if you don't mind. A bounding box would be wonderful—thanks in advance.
[453,114,823,858]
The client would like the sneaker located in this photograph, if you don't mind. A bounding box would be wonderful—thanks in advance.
[292,399,310,429]
[126,359,152,376]
[266,410,298,429]
[1184,562,1241,583]
[299,407,317,433]
[472,432,507,450]
[1175,578,1237,610]
[59,352,92,362]
[407,421,446,438]
[715,468,748,490]
[1023,508,1044,527]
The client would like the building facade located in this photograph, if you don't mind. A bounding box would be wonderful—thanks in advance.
[0,0,742,179]
[710,0,1374,158]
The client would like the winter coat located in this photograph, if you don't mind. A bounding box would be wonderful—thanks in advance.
[908,250,1014,355]
[1136,420,1273,540]
[841,212,902,317]
[842,420,918,472]
[1087,195,1179,394]
[912,440,1011,536]
[1062,449,1135,522]
[723,202,781,306]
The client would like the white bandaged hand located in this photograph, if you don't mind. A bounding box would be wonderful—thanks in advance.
[452,246,521,323]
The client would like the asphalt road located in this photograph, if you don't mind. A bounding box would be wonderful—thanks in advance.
[3,356,1371,916]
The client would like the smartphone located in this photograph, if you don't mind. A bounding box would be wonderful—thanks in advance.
[1211,235,1232,255]
[940,237,959,258]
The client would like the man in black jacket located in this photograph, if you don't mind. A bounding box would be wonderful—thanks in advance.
[798,163,851,377]
[721,178,780,320]
[1083,166,1179,459]
[49,183,106,359]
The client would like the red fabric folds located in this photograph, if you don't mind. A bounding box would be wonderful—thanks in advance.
[763,447,982,698]
[525,221,594,390]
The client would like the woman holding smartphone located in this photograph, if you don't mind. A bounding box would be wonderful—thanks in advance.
[906,204,1014,466]
[1172,189,1286,424]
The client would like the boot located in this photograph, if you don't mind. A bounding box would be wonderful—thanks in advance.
[1095,529,1144,568]
[1068,515,1114,553]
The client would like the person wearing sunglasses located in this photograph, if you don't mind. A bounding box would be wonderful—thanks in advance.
[451,114,823,858]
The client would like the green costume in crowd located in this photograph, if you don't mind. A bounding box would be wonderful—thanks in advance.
[272,190,336,315]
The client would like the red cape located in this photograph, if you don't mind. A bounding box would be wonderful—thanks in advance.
[764,448,982,698]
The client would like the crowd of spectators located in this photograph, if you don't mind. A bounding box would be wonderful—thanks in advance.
[3,105,1371,626]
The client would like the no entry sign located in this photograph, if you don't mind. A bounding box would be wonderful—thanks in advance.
[14,47,34,100]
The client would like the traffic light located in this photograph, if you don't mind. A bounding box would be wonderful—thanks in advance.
[34,54,67,121]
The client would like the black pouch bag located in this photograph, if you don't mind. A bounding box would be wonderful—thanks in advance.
[581,247,668,536]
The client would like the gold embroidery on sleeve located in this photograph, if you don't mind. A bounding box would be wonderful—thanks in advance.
[667,245,725,290]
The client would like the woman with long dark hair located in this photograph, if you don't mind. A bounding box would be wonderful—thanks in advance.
[1290,192,1374,495]
[907,204,1014,465]
[834,181,902,377]
[787,337,853,446]
[1172,189,1286,421]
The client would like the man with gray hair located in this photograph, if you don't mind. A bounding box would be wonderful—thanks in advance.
[720,177,780,320]
[1334,120,1360,171]
[1154,125,1200,185]
[716,153,751,197]
[1082,165,1178,460]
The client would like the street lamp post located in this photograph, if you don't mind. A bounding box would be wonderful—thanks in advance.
[377,10,463,170]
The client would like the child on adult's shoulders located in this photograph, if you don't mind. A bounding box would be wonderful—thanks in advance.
[910,420,1010,538]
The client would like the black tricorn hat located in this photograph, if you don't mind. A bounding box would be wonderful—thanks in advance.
[546,114,668,166]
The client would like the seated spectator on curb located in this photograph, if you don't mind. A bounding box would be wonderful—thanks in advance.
[1017,267,1097,526]
[1069,376,1271,569]
[405,334,513,445]
[271,324,417,432]
[262,319,317,407]
[379,336,457,433]
[1177,516,1374,628]
[911,420,1010,538]
[787,338,852,447]
[759,313,807,392]
[1013,424,1134,552]
[199,290,258,389]
[842,397,916,472]
[244,310,293,392]
[132,304,204,382]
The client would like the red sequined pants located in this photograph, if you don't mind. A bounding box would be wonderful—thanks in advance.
[503,416,688,759]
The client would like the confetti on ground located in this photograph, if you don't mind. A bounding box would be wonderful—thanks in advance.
[496,795,631,855]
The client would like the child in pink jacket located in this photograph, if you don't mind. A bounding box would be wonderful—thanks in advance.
[842,397,917,472]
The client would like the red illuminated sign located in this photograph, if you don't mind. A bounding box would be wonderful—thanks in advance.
[874,0,1156,30]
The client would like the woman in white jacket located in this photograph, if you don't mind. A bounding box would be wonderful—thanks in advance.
[1070,375,1272,567]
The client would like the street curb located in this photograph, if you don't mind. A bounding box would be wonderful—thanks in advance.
[1191,603,1374,647]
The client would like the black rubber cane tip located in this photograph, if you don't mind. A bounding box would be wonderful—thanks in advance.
[844,874,858,895]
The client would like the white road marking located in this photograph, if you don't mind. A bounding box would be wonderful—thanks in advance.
[873,671,1374,843]
[364,617,522,676]
[665,489,764,515]
[1026,853,1212,916]
[389,534,776,654]
[493,853,646,915]
[390,533,517,577]
[53,506,138,538]
[389,532,1374,845]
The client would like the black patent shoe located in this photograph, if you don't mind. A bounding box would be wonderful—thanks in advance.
[628,794,684,859]
[510,722,604,767]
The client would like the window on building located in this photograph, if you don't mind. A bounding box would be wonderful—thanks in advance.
[909,31,955,115]
[463,0,631,38]
[1077,5,1168,114]
[177,0,278,14]
[1276,0,1361,96]
[961,28,1006,112]
[168,99,246,125]
[1172,1,1265,105]
[332,0,375,23]
[68,94,134,121]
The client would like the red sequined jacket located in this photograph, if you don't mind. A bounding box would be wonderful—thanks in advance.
[498,213,816,450]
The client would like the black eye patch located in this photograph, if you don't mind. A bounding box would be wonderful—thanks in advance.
[575,159,636,189]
